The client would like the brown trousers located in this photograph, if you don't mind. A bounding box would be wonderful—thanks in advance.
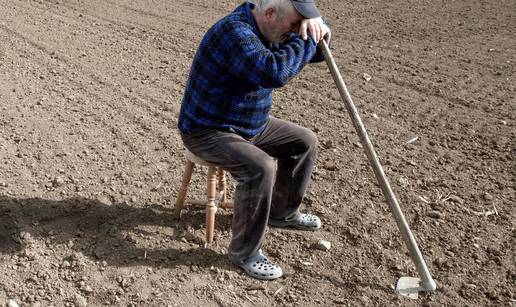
[180,117,317,263]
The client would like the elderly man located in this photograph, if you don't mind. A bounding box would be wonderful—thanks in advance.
[177,0,330,280]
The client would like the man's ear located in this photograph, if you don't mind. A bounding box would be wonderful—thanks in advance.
[264,7,276,21]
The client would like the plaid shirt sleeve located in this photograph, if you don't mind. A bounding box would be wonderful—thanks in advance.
[220,21,319,88]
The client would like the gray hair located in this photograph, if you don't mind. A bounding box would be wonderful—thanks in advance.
[252,0,295,18]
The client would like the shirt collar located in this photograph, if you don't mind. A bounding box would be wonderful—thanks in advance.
[244,1,268,45]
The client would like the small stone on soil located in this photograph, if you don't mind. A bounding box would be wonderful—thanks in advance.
[52,176,66,187]
[483,193,494,201]
[427,210,443,219]
[314,240,331,251]
[80,285,93,294]
[8,299,20,307]
[434,257,447,268]
[444,250,455,257]
[323,161,337,171]
[448,195,464,204]
[73,294,87,307]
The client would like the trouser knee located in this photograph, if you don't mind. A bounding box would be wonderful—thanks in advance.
[301,128,318,155]
[253,156,276,184]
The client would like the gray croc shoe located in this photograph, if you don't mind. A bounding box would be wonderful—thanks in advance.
[268,213,321,231]
[234,249,283,280]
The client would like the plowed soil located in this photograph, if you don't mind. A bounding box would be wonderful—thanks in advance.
[0,0,514,306]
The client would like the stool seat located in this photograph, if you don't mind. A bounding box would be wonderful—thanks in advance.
[174,148,233,246]
[184,148,217,167]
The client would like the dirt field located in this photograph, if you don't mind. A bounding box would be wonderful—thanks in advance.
[0,0,514,306]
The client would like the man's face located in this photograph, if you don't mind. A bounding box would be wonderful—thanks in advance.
[263,9,304,43]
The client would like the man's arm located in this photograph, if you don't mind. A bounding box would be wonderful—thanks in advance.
[221,22,320,88]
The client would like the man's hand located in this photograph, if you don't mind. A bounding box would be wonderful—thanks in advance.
[298,17,331,43]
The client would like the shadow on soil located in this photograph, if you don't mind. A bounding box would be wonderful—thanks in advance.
[0,196,234,270]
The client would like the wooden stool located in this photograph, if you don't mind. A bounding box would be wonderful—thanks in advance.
[174,149,233,245]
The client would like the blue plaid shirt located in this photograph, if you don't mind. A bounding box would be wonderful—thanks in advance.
[178,2,324,138]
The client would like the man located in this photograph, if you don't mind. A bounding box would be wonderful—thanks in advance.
[177,0,331,280]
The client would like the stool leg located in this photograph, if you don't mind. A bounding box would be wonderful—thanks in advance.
[217,168,227,209]
[205,166,218,245]
[174,160,195,220]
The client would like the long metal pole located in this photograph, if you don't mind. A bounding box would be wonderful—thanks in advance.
[319,40,436,293]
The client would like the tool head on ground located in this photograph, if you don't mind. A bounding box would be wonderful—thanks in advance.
[396,276,437,299]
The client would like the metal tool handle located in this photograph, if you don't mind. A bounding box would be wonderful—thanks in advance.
[319,40,436,292]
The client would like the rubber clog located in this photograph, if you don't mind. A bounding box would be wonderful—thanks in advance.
[236,249,283,280]
[268,213,321,231]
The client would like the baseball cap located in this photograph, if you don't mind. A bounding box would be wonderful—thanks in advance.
[291,0,320,19]
[247,0,321,19]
